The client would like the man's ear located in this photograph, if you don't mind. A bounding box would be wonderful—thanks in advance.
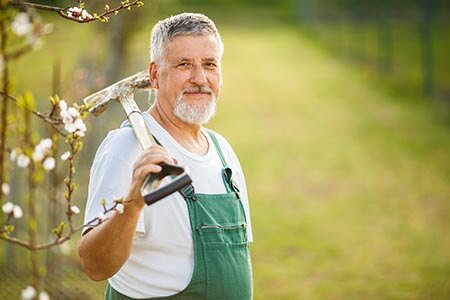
[149,62,159,89]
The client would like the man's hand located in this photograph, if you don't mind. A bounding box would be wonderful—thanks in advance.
[126,145,177,207]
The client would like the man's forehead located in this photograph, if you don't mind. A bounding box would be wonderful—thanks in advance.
[165,34,221,60]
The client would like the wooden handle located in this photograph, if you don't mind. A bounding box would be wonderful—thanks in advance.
[119,93,155,150]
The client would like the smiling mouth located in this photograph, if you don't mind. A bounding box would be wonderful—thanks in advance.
[183,92,211,97]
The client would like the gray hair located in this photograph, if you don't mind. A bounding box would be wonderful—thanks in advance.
[150,13,224,63]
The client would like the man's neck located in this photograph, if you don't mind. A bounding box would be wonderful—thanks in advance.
[148,104,209,156]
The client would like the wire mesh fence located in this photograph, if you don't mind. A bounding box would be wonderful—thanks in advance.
[296,0,450,103]
[0,258,106,300]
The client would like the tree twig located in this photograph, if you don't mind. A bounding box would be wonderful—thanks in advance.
[0,91,67,137]
[8,0,144,24]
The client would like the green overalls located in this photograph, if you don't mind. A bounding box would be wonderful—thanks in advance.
[105,131,253,300]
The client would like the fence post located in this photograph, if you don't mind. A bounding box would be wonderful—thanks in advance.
[376,4,393,74]
[419,0,435,98]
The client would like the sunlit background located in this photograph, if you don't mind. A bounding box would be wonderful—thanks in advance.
[1,0,449,299]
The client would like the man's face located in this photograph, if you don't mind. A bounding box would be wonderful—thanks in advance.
[151,34,222,125]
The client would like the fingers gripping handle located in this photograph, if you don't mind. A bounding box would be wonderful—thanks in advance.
[141,163,192,205]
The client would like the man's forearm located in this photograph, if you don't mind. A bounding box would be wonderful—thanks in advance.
[78,200,143,281]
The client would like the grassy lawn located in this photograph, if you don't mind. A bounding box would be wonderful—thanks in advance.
[3,19,449,299]
[212,26,450,299]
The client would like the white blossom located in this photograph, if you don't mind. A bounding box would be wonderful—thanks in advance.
[40,138,52,149]
[17,154,30,168]
[33,138,53,162]
[12,13,33,37]
[74,130,85,137]
[59,100,67,111]
[21,286,36,300]
[67,7,83,18]
[75,122,87,136]
[74,118,86,131]
[70,205,80,215]
[59,102,87,137]
[2,202,23,218]
[115,203,125,214]
[67,7,92,21]
[81,9,93,20]
[2,183,10,195]
[60,109,71,123]
[60,242,71,256]
[2,202,14,214]
[64,122,76,133]
[28,34,43,50]
[43,157,56,171]
[61,151,70,161]
[32,151,44,162]
[13,205,23,218]
[39,291,50,300]
[10,149,18,161]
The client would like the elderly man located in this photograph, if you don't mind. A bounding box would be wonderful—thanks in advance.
[78,13,253,299]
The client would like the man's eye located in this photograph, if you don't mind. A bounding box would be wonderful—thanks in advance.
[177,63,190,68]
[205,63,217,69]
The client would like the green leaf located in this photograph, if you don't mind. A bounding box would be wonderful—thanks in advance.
[114,197,124,203]
[52,222,65,236]
[3,224,15,234]
[49,95,60,105]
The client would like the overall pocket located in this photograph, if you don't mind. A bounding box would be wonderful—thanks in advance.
[198,224,252,300]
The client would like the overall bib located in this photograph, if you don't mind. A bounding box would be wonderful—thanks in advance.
[105,131,253,300]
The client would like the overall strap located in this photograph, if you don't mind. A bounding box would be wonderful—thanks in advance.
[205,129,228,168]
[205,129,240,195]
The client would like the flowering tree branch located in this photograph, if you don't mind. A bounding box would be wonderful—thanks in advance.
[1,198,125,250]
[0,91,67,136]
[0,1,144,297]
[9,0,145,23]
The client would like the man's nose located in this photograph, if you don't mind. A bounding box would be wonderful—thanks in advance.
[190,65,208,85]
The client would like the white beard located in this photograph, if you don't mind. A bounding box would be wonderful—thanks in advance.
[173,95,216,125]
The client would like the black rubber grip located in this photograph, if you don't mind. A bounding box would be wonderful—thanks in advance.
[141,163,192,205]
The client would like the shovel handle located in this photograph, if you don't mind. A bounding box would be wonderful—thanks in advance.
[119,94,192,205]
[120,94,156,149]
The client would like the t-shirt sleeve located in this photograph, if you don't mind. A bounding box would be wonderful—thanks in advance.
[82,138,145,235]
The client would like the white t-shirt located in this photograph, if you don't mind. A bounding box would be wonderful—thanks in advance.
[83,113,252,298]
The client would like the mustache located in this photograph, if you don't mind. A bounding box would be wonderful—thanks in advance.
[182,85,213,94]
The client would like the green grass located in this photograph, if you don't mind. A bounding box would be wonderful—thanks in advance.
[2,17,450,300]
[211,26,450,299]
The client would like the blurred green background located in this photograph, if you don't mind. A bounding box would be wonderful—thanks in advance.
[1,0,449,299]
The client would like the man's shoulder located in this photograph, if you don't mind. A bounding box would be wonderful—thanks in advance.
[204,128,237,156]
[95,125,140,161]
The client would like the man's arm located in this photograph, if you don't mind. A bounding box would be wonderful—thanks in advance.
[78,145,175,281]
[78,195,144,281]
